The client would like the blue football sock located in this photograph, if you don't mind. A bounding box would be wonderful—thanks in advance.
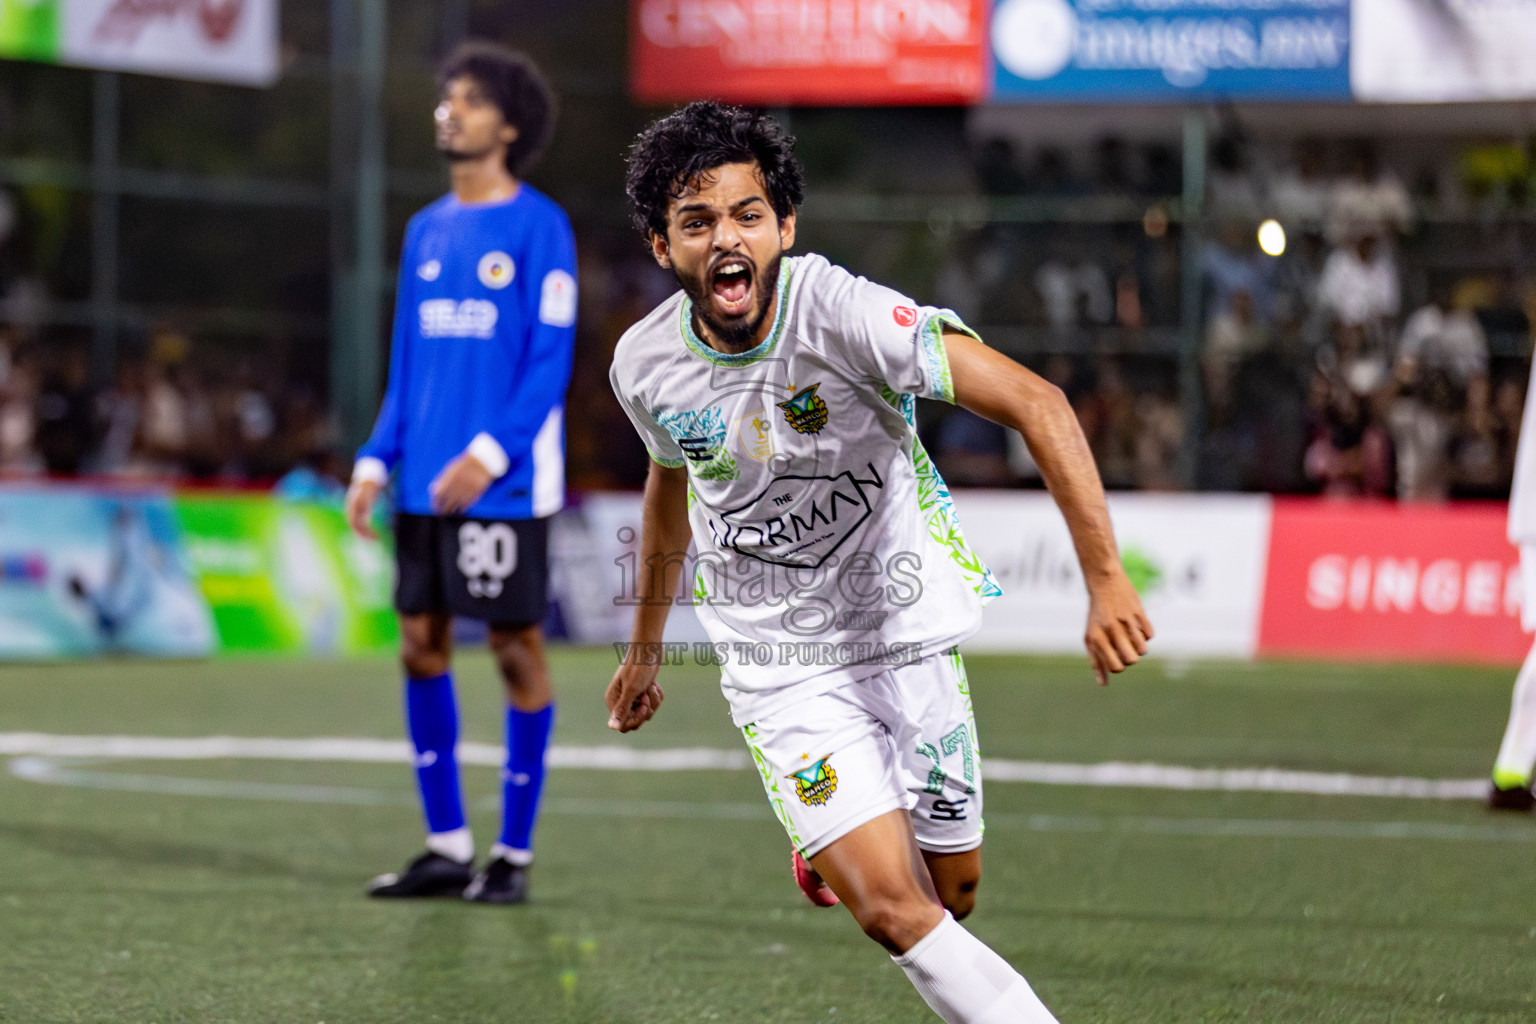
[404,673,466,837]
[499,703,554,855]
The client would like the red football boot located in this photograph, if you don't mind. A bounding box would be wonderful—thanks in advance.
[792,850,840,907]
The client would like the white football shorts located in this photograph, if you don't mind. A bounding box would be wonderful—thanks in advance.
[740,648,984,859]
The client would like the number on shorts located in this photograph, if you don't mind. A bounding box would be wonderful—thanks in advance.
[941,724,975,791]
[457,522,518,596]
[916,742,945,796]
[916,725,976,797]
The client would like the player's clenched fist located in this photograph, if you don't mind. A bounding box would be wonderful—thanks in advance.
[1084,568,1154,686]
[605,661,665,733]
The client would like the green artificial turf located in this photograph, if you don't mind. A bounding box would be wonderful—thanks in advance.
[1,650,1533,1023]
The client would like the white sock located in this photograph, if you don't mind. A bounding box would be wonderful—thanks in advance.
[489,842,533,867]
[1493,638,1536,788]
[426,827,474,864]
[891,912,1060,1024]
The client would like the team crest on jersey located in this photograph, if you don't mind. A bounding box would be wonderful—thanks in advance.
[778,384,829,435]
[417,259,441,282]
[737,409,775,463]
[790,757,838,807]
[477,251,515,290]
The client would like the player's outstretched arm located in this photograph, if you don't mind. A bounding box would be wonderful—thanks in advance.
[946,331,1153,684]
[606,461,692,731]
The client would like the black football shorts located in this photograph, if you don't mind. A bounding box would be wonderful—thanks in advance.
[394,512,549,627]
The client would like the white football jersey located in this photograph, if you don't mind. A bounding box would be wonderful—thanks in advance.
[610,254,1002,725]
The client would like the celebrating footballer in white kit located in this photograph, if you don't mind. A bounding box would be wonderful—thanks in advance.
[606,102,1153,1024]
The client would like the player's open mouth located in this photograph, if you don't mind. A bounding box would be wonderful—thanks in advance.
[710,258,754,317]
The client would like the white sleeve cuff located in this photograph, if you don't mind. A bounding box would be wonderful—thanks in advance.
[351,456,389,486]
[465,432,510,479]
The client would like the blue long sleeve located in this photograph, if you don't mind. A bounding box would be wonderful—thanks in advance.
[357,227,419,472]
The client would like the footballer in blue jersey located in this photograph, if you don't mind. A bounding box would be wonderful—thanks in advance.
[345,42,574,905]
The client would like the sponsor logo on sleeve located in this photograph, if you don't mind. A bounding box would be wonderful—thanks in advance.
[539,269,577,327]
[893,305,918,328]
[477,251,515,290]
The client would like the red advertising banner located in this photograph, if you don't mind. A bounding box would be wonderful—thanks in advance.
[630,0,991,106]
[1259,499,1527,665]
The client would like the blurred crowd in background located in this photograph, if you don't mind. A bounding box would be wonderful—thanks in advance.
[0,319,342,490]
[917,130,1536,501]
[1,121,1532,502]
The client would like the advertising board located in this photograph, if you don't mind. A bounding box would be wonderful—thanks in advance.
[0,0,59,61]
[0,0,277,85]
[174,493,398,655]
[989,0,1352,102]
[0,486,216,658]
[1351,0,1536,103]
[954,491,1273,656]
[630,0,991,105]
[1257,499,1526,664]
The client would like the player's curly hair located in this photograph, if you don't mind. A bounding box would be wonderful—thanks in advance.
[438,41,556,176]
[625,101,806,238]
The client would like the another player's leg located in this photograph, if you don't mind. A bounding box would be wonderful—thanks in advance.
[813,811,1058,1024]
[1490,635,1536,811]
[369,611,475,896]
[922,848,981,921]
[1491,545,1536,811]
[465,621,555,903]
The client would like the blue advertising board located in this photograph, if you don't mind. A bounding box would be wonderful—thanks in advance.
[0,486,215,658]
[990,0,1351,102]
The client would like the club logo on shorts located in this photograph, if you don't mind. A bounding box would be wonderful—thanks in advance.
[417,259,441,281]
[893,305,918,328]
[789,756,838,807]
[477,251,515,290]
[778,384,829,435]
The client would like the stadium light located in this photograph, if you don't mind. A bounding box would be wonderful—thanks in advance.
[1258,219,1287,257]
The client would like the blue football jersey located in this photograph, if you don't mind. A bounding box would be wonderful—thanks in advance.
[358,186,577,520]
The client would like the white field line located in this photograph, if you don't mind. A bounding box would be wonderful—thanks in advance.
[0,733,748,772]
[10,761,1536,844]
[0,732,1487,799]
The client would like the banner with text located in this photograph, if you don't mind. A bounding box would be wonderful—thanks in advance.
[1257,500,1525,664]
[956,492,1273,656]
[990,0,1352,102]
[0,0,278,86]
[630,0,991,105]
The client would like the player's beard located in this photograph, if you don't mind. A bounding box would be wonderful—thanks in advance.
[679,250,783,353]
[439,141,494,164]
